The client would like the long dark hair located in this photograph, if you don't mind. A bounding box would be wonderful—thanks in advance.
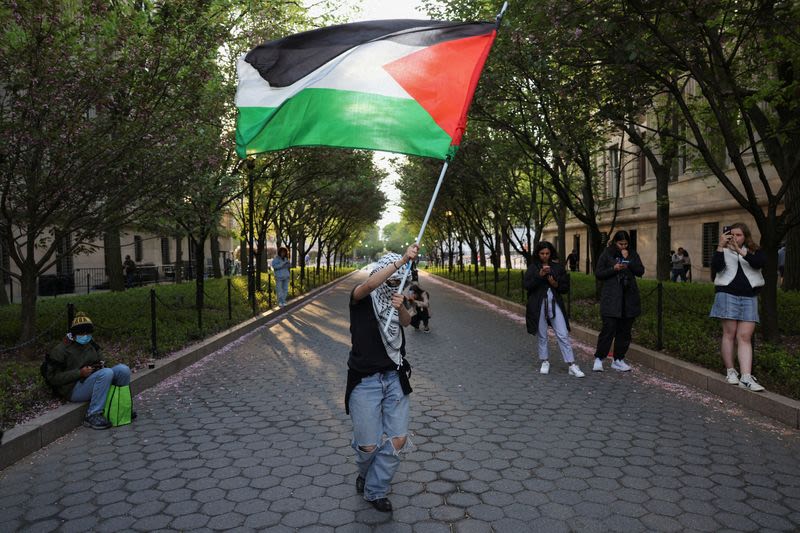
[533,241,559,263]
[608,230,630,247]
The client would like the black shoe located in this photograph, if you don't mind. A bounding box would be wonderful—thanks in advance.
[84,413,111,430]
[369,497,392,513]
[355,475,365,494]
[131,411,138,421]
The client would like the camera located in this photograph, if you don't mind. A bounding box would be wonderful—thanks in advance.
[722,225,732,234]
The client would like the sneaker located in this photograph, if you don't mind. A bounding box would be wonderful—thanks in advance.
[725,368,740,385]
[423,326,430,333]
[84,412,111,430]
[592,358,604,372]
[739,374,765,392]
[611,359,632,372]
[568,364,585,378]
[540,361,550,374]
[369,497,393,513]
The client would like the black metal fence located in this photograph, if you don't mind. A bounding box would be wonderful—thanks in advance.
[36,263,199,297]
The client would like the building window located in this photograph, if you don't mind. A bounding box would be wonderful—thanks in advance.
[161,237,171,265]
[608,146,620,197]
[134,235,143,262]
[56,232,74,276]
[628,230,638,251]
[702,222,719,267]
[638,149,648,187]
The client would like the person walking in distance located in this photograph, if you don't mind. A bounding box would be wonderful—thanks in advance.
[710,223,766,391]
[524,241,585,378]
[346,244,419,513]
[272,246,290,307]
[408,283,431,332]
[566,249,579,272]
[593,231,645,372]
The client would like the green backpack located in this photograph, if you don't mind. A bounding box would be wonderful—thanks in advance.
[103,385,133,427]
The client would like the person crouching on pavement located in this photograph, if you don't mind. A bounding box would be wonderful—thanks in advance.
[345,243,419,513]
[524,241,585,378]
[45,312,131,430]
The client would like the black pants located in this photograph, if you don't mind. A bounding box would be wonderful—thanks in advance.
[411,308,429,329]
[595,316,635,360]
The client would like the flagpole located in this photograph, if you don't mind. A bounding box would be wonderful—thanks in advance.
[383,159,450,335]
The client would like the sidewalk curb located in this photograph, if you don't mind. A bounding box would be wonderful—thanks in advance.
[426,272,800,429]
[0,272,357,471]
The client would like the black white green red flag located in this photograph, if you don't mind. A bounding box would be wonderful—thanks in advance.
[235,19,497,160]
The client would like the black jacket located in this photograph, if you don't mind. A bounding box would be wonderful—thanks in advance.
[524,260,570,335]
[595,247,645,318]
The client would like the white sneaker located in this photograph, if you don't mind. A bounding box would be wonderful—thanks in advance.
[540,361,550,374]
[611,359,632,372]
[725,368,739,385]
[568,364,585,378]
[592,358,604,372]
[739,374,765,392]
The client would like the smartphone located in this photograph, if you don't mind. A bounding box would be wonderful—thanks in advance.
[722,225,732,234]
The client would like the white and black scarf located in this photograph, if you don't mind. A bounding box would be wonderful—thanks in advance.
[370,253,406,367]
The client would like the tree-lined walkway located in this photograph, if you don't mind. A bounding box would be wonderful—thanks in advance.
[1,271,799,532]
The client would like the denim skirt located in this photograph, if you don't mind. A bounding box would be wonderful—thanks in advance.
[709,292,759,323]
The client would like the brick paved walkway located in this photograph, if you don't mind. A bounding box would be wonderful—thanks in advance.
[1,271,799,532]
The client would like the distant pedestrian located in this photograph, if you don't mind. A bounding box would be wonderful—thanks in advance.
[680,247,692,282]
[565,249,579,272]
[346,243,419,513]
[778,242,785,287]
[670,249,686,282]
[710,223,766,392]
[524,241,585,378]
[272,246,290,307]
[123,255,136,288]
[593,231,645,372]
[408,283,431,332]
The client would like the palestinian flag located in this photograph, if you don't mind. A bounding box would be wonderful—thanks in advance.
[236,19,497,160]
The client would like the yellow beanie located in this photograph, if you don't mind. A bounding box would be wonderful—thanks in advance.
[70,311,94,333]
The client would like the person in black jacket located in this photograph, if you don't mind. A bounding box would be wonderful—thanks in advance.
[592,231,645,372]
[524,241,585,377]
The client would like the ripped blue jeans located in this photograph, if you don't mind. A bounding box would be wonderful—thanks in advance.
[349,370,410,501]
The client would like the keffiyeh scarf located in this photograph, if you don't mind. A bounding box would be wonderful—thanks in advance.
[370,253,407,367]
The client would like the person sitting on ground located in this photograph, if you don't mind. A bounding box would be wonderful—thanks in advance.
[524,241,585,378]
[44,312,132,430]
[408,283,431,332]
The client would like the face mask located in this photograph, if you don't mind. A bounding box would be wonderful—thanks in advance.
[75,334,92,345]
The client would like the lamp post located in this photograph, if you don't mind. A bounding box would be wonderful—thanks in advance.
[445,210,454,272]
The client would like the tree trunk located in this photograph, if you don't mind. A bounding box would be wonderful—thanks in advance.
[757,229,780,341]
[211,235,222,279]
[502,225,512,269]
[0,282,7,306]
[556,203,567,261]
[655,168,672,281]
[175,236,183,283]
[104,229,125,292]
[20,264,38,343]
[785,179,800,291]
[239,239,247,275]
[193,235,207,331]
[255,234,265,291]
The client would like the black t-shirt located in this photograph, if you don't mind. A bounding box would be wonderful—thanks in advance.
[348,288,405,374]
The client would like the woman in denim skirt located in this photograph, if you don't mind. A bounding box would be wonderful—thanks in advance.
[710,223,766,391]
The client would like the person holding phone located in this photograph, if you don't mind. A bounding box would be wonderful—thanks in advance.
[524,241,585,378]
[592,231,645,372]
[710,223,766,391]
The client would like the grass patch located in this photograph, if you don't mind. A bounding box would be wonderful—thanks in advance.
[429,266,800,400]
